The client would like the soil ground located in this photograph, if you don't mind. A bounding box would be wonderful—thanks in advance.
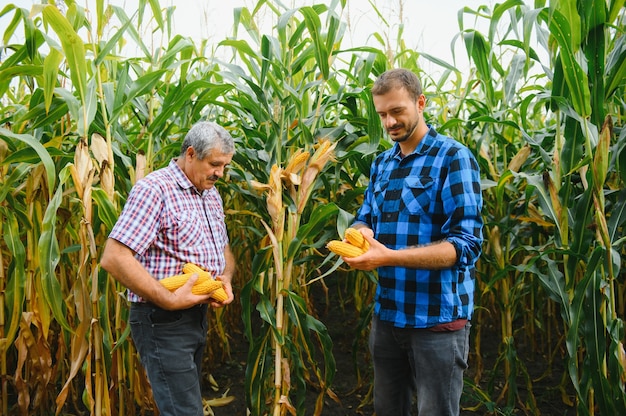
[204,277,575,416]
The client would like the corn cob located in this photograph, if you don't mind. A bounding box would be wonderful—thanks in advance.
[160,272,207,291]
[191,279,228,301]
[183,263,213,278]
[326,240,366,258]
[344,228,370,251]
[160,263,229,302]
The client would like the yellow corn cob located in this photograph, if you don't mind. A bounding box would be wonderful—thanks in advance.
[183,263,229,302]
[183,263,213,279]
[191,279,228,301]
[160,272,206,291]
[326,240,366,258]
[344,228,370,251]
[161,264,229,302]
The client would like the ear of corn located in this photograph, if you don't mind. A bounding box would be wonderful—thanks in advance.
[160,272,204,291]
[183,262,213,279]
[160,263,228,302]
[344,228,370,251]
[191,279,228,301]
[326,240,366,258]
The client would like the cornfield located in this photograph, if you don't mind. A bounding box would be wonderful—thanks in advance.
[0,0,624,415]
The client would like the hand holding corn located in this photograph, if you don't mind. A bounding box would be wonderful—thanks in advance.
[326,227,370,258]
[160,263,229,302]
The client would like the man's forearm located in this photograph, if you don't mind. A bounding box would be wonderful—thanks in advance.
[101,238,177,308]
[388,240,458,270]
[221,244,236,283]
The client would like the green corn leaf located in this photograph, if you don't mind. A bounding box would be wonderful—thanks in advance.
[607,190,626,243]
[42,5,88,105]
[300,6,329,79]
[244,327,272,414]
[555,0,581,48]
[521,172,562,242]
[608,0,626,23]
[0,63,42,79]
[540,8,591,117]
[584,24,606,127]
[287,203,338,259]
[463,30,495,106]
[1,4,22,45]
[146,0,164,30]
[43,48,63,113]
[0,128,56,196]
[285,290,336,383]
[91,189,119,231]
[94,14,134,66]
[38,165,72,332]
[605,35,626,99]
[111,6,151,58]
[1,208,26,346]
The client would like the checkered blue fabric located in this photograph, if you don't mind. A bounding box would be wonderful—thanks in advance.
[354,126,483,328]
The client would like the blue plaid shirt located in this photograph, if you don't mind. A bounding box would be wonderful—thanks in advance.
[354,126,483,328]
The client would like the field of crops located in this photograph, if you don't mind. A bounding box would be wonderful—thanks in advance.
[1,1,624,414]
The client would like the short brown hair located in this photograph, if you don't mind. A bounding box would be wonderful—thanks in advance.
[371,69,423,101]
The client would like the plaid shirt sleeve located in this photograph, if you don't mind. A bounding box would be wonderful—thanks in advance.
[441,144,483,267]
[109,181,163,256]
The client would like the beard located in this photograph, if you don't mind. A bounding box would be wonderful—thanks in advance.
[387,117,419,143]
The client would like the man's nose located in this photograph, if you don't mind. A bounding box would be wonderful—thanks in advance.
[384,115,397,128]
[214,166,225,177]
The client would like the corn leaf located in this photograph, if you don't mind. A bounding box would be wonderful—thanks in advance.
[38,166,72,332]
[300,6,329,79]
[540,8,591,117]
[42,5,87,105]
[1,208,26,346]
[0,128,56,196]
[42,48,63,113]
[287,203,338,259]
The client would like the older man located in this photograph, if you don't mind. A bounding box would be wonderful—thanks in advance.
[101,121,236,415]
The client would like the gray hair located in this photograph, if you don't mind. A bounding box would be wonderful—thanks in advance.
[180,121,235,159]
[371,68,423,101]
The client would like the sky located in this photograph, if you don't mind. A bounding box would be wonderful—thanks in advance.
[2,0,495,75]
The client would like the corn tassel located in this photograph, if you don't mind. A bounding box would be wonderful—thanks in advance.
[344,228,370,251]
[326,240,367,258]
[160,263,228,302]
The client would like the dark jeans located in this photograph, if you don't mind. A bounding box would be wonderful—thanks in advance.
[129,302,208,416]
[369,315,471,416]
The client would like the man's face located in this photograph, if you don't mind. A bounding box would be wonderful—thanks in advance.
[373,87,425,143]
[185,147,233,191]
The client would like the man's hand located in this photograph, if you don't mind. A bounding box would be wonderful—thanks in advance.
[209,276,234,308]
[169,273,212,310]
[342,232,389,271]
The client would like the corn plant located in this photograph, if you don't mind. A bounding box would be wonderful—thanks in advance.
[1,0,625,415]
[211,2,383,414]
[447,0,626,414]
[0,1,238,414]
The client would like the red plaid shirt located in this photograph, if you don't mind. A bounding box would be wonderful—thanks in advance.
[108,160,229,302]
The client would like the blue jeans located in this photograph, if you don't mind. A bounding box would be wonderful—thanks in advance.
[129,302,208,416]
[369,315,470,416]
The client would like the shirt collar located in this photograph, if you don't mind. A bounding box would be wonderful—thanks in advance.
[169,159,203,195]
[391,125,439,159]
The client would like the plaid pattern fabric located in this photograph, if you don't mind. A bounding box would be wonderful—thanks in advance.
[108,160,229,303]
[354,126,483,328]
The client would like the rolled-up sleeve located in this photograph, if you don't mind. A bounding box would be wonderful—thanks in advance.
[442,147,483,267]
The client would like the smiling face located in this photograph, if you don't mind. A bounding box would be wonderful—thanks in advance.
[373,86,428,153]
[179,145,233,191]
